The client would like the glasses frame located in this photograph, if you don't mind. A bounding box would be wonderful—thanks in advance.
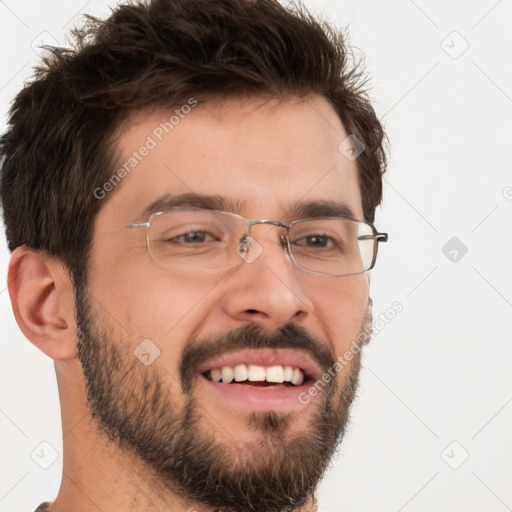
[127,208,388,277]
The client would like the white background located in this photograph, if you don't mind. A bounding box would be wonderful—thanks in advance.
[1,1,511,511]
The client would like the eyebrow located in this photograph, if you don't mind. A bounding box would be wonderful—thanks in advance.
[137,193,358,222]
[286,200,358,221]
[138,193,245,220]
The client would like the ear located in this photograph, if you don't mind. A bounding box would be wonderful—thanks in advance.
[7,246,77,360]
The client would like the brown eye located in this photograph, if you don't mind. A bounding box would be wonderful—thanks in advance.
[292,234,338,250]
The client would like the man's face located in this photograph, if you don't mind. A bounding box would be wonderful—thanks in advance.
[77,95,372,511]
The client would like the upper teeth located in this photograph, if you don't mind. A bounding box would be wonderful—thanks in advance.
[208,364,305,386]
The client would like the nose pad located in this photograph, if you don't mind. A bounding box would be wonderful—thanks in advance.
[235,223,292,265]
[237,234,251,254]
[280,232,290,254]
[235,235,264,264]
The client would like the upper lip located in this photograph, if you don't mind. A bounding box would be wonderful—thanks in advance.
[196,348,324,381]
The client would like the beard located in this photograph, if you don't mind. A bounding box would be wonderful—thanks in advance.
[75,283,369,512]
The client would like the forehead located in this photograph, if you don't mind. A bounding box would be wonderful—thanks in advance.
[101,94,363,224]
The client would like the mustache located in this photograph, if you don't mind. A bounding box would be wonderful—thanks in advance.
[179,322,336,394]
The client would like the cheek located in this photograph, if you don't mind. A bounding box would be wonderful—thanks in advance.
[307,275,369,353]
[89,264,222,367]
[93,260,217,328]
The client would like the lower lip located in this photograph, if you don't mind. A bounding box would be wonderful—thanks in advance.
[197,376,312,411]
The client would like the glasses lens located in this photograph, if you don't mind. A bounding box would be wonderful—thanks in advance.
[146,210,377,277]
[288,219,375,276]
[147,209,245,270]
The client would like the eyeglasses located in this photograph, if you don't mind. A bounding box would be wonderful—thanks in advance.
[126,208,388,277]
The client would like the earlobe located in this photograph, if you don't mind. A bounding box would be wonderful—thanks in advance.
[7,246,77,360]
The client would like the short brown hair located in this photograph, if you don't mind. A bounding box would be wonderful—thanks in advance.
[0,0,387,281]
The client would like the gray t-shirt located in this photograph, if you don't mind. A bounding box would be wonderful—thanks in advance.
[34,503,50,512]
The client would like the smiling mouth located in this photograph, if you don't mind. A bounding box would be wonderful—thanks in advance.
[201,363,308,388]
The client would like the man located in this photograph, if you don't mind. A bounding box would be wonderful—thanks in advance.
[0,0,388,510]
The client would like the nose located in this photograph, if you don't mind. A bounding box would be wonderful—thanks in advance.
[220,226,313,330]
